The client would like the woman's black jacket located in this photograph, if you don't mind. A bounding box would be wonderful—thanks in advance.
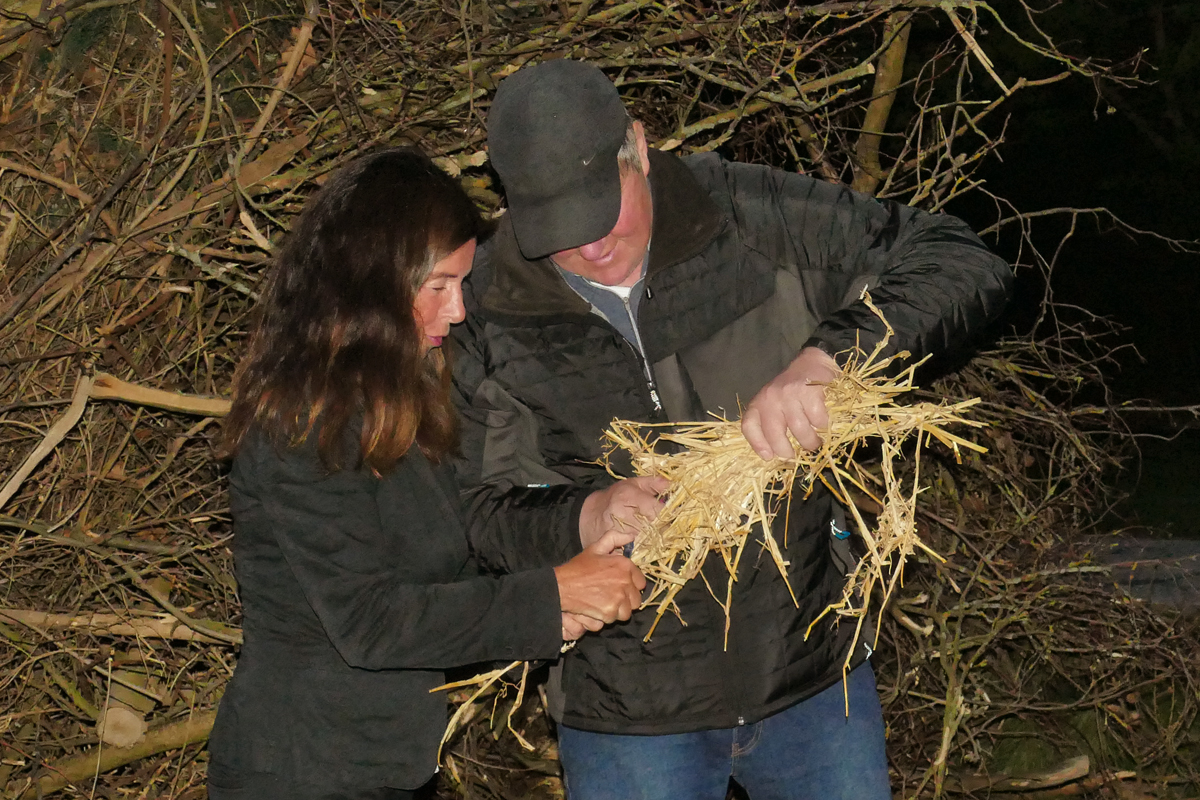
[206,429,563,796]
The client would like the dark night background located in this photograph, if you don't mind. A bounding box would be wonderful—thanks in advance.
[950,1,1200,538]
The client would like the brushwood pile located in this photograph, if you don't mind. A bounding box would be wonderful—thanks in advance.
[0,1,1196,797]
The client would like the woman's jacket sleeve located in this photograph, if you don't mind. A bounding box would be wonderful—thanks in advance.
[233,435,564,671]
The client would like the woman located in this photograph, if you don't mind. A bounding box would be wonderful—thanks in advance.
[207,148,645,800]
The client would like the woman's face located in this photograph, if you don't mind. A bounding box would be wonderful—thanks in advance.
[413,238,476,351]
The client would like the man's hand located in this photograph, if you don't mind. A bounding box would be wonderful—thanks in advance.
[554,529,647,630]
[741,346,840,460]
[578,475,668,549]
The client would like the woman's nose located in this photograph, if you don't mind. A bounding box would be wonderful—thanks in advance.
[445,289,466,324]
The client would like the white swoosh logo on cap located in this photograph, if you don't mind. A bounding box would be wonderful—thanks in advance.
[582,154,595,165]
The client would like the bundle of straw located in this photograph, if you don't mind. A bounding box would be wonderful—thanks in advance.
[602,294,987,667]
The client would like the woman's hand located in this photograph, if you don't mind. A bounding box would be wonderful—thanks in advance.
[554,530,646,633]
[561,612,601,641]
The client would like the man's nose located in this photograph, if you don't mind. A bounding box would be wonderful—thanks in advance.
[577,234,613,262]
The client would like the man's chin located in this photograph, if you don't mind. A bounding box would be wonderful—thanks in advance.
[590,260,642,287]
[555,249,643,287]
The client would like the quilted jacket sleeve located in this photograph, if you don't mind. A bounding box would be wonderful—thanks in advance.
[449,307,588,574]
[233,434,564,671]
[719,157,1013,365]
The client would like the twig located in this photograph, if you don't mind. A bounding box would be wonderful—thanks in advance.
[89,373,231,416]
[0,37,248,330]
[851,11,911,194]
[941,2,1011,96]
[657,61,877,150]
[0,156,119,236]
[235,0,318,162]
[9,709,216,799]
[0,373,93,513]
[0,609,240,645]
[155,0,173,135]
[113,559,242,645]
[432,660,526,761]
[946,754,1090,793]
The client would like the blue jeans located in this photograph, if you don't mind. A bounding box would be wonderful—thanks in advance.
[557,661,889,800]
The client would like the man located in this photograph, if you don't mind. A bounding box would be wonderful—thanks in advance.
[451,60,1011,799]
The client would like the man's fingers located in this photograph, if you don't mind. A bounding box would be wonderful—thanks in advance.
[741,408,773,460]
[744,402,799,460]
[615,586,641,621]
[782,403,821,452]
[629,475,670,496]
[590,528,636,555]
[580,476,672,548]
[762,408,798,459]
[799,384,831,438]
[606,480,669,526]
[805,393,831,433]
[743,345,839,460]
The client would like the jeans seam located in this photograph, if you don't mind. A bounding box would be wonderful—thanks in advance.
[731,721,763,759]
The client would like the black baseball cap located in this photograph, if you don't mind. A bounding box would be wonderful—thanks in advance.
[487,60,628,259]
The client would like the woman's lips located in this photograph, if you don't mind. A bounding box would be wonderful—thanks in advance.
[427,335,444,347]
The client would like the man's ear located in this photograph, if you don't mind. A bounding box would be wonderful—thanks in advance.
[633,121,650,177]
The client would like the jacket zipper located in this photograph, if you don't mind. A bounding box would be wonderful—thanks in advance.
[619,293,662,412]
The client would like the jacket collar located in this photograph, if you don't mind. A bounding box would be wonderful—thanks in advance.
[479,149,725,318]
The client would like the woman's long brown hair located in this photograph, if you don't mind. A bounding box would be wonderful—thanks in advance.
[221,147,484,471]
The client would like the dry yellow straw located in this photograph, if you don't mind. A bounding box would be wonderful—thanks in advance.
[601,293,987,672]
[433,660,531,760]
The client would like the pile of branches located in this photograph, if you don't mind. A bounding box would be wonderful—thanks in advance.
[880,323,1200,797]
[0,0,1196,797]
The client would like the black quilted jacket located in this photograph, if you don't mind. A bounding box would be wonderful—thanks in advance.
[450,149,1012,735]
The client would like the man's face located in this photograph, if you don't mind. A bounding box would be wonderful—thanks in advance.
[550,124,652,288]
